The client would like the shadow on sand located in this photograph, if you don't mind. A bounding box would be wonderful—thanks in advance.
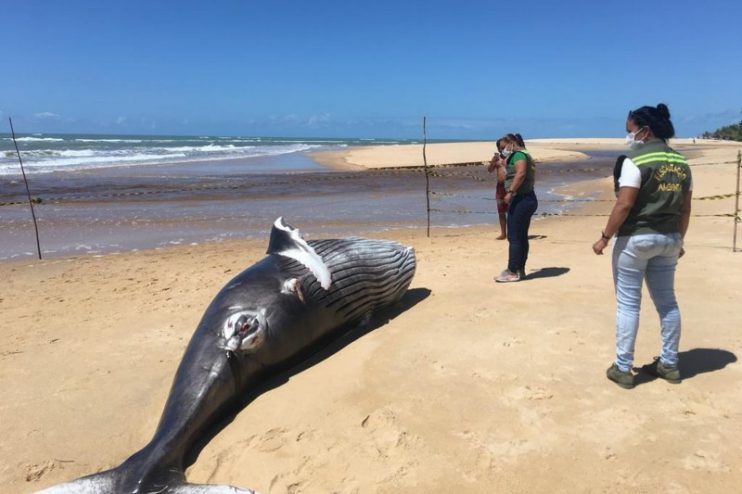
[525,266,570,280]
[185,287,431,467]
[633,347,737,386]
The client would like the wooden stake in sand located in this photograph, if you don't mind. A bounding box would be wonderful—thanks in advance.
[423,116,431,238]
[734,150,741,252]
[8,117,42,259]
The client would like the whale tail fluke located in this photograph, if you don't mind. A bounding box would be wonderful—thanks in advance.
[35,470,259,494]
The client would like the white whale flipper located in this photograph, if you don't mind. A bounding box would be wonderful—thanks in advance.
[170,483,258,493]
[35,472,115,494]
[267,217,332,290]
[36,473,259,494]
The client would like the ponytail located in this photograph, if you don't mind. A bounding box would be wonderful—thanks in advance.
[628,103,675,140]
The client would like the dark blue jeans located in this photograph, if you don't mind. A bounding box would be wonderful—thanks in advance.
[507,191,538,273]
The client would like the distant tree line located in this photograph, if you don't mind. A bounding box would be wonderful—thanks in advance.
[701,120,742,141]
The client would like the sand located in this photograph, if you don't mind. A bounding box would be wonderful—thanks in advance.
[310,137,738,171]
[2,139,741,493]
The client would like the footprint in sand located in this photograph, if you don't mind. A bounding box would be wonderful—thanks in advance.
[504,385,554,401]
[682,450,731,473]
[500,336,524,348]
[253,427,289,453]
[360,407,421,459]
[430,359,458,377]
[24,459,72,482]
[267,456,313,493]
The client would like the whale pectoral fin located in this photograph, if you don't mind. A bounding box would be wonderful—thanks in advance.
[170,483,259,493]
[267,218,332,290]
[35,470,117,493]
[281,277,305,303]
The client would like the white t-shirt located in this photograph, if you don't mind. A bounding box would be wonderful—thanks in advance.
[618,157,693,191]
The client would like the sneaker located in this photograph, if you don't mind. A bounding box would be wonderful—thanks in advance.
[495,270,521,283]
[606,363,634,389]
[641,357,681,384]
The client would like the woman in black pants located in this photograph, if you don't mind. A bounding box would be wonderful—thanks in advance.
[496,133,538,282]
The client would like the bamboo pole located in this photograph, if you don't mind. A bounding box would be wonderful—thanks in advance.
[423,116,431,237]
[734,150,741,252]
[9,118,42,259]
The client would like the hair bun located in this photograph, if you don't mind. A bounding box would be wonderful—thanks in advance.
[656,103,670,119]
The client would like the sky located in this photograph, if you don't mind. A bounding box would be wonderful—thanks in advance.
[1,0,741,139]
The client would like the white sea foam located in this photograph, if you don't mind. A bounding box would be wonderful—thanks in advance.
[74,139,143,143]
[164,144,241,152]
[0,142,324,174]
[14,137,64,142]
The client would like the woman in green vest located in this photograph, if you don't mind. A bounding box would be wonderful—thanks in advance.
[592,103,692,389]
[495,133,537,282]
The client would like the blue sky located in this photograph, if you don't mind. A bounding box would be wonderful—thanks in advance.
[2,0,740,138]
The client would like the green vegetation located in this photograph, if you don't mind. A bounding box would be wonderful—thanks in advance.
[701,121,742,141]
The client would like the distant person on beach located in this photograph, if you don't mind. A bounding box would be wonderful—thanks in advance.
[487,138,508,239]
[593,103,692,389]
[495,133,537,283]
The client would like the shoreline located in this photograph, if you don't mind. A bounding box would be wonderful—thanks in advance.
[0,140,623,262]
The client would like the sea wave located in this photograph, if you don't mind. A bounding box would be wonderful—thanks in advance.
[0,142,323,174]
[13,137,65,142]
[74,138,144,143]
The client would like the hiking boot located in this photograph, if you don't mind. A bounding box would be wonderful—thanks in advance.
[642,357,681,384]
[495,270,521,283]
[606,363,634,389]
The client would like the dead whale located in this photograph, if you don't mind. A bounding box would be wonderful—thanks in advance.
[38,218,416,494]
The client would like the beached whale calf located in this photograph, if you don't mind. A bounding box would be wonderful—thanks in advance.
[38,218,416,494]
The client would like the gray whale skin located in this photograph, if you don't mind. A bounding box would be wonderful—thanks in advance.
[37,218,416,494]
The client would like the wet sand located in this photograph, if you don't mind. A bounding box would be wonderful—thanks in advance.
[1,139,741,493]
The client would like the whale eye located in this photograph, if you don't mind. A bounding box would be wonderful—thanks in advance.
[223,311,266,353]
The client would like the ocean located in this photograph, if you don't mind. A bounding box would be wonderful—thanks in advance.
[0,133,426,175]
[0,133,612,261]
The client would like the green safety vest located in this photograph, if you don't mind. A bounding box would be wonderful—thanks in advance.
[619,139,692,236]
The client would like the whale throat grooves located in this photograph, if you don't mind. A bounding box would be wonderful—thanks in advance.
[301,238,416,322]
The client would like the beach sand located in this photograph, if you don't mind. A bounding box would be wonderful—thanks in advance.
[311,137,737,170]
[2,139,741,493]
[311,140,590,170]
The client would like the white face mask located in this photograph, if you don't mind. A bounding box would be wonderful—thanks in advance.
[501,148,512,158]
[625,128,645,148]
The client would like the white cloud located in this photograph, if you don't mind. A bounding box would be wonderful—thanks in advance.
[306,113,331,127]
[33,111,61,120]
[267,113,333,127]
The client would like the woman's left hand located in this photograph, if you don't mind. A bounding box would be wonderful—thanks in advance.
[592,238,608,255]
[504,192,513,204]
